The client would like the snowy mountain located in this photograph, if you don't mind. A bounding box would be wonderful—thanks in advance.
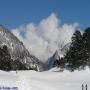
[46,43,71,69]
[0,25,44,71]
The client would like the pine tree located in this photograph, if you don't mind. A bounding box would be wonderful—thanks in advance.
[0,45,12,71]
[65,30,84,71]
[83,27,90,67]
[58,57,65,71]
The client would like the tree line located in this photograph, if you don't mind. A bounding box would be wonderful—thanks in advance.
[54,27,90,71]
[0,45,38,71]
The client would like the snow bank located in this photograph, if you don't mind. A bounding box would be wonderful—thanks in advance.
[0,68,90,90]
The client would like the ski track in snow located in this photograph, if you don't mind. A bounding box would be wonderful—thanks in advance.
[0,67,90,90]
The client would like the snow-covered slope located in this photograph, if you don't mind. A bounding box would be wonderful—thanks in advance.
[0,68,90,90]
[46,43,71,69]
[0,25,44,71]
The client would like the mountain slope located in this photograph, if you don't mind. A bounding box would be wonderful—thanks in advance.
[46,43,71,69]
[0,25,44,71]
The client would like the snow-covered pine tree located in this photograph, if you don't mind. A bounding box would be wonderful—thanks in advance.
[83,27,90,67]
[65,30,84,71]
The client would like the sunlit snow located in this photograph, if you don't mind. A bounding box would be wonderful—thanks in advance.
[0,67,90,90]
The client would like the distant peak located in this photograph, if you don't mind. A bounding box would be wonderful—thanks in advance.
[54,50,58,55]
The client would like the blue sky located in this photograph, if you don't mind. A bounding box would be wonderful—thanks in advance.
[0,0,90,30]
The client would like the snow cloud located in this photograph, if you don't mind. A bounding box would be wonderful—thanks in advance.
[12,13,79,62]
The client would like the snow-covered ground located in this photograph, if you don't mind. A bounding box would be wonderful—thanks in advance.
[0,67,90,90]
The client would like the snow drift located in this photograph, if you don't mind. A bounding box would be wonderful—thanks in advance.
[0,67,90,90]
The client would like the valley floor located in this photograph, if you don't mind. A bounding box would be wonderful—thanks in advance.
[0,67,90,90]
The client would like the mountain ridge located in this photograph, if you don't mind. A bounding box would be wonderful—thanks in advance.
[0,25,44,71]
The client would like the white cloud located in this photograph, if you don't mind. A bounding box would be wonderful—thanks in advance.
[12,13,79,62]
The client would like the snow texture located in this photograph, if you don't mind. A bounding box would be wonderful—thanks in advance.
[0,67,90,90]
